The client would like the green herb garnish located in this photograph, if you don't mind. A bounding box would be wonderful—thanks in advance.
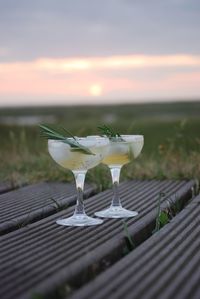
[39,124,94,155]
[98,125,125,142]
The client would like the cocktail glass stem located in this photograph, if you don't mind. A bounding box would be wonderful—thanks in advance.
[95,165,138,219]
[110,167,122,208]
[73,171,86,216]
[56,170,103,226]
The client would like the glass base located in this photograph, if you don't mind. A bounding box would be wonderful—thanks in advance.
[95,206,138,219]
[56,214,103,227]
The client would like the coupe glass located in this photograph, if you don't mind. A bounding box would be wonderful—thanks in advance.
[48,137,109,226]
[88,135,144,218]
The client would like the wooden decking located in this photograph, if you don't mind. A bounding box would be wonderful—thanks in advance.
[0,181,15,195]
[0,179,198,299]
[0,182,96,235]
[70,194,200,299]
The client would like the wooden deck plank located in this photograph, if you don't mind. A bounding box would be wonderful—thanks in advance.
[70,194,200,299]
[0,182,96,235]
[0,179,196,299]
[0,182,15,194]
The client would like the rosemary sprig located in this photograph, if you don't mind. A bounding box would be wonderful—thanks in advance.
[98,124,125,142]
[39,124,94,155]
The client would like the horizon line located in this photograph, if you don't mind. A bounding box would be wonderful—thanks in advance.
[0,97,200,109]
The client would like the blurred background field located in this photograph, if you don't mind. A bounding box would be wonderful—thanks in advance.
[0,101,199,189]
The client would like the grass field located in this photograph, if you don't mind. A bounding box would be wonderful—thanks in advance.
[0,101,200,189]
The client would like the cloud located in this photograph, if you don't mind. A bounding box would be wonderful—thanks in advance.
[1,54,200,74]
[0,0,200,61]
[0,47,9,57]
[0,54,200,105]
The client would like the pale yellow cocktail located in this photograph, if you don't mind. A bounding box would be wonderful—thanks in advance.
[90,135,144,218]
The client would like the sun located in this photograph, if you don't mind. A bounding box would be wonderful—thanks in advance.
[89,84,103,96]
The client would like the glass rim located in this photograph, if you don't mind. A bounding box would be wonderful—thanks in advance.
[121,135,144,140]
[87,134,144,142]
[48,137,109,147]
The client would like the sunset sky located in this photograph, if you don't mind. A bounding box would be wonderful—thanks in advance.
[0,0,200,106]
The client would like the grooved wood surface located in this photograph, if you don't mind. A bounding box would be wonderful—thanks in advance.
[70,194,200,299]
[0,182,14,194]
[0,182,96,235]
[0,179,195,299]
